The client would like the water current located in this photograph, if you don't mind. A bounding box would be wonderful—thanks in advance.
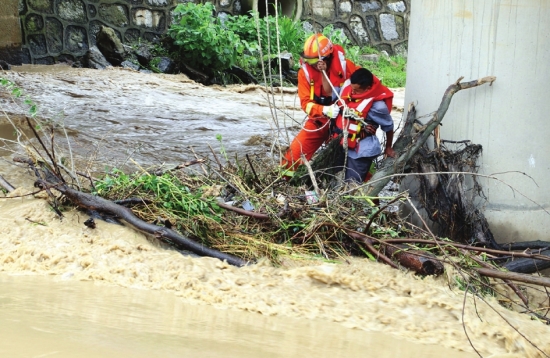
[0,65,548,357]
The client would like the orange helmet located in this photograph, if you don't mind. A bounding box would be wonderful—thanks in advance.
[302,33,333,59]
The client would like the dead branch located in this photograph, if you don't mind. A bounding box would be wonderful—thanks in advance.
[46,179,248,267]
[216,201,270,220]
[366,76,496,196]
[346,231,399,270]
[383,238,550,263]
[502,249,550,273]
[15,155,247,267]
[463,249,529,306]
[476,268,550,289]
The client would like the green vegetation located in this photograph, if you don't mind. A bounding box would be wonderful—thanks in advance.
[94,168,222,224]
[168,3,245,73]
[166,3,406,87]
[0,78,38,117]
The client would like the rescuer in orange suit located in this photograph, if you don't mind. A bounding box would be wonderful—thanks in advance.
[280,33,359,178]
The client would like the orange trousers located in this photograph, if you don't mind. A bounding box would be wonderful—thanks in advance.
[281,117,331,175]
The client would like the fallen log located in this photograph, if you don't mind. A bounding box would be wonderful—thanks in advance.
[502,249,550,274]
[383,244,444,276]
[383,238,550,264]
[346,230,443,275]
[12,155,250,266]
[37,179,248,267]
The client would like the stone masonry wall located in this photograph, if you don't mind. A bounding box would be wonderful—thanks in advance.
[15,0,409,64]
[302,0,409,55]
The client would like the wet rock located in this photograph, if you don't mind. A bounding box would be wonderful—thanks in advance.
[28,34,48,56]
[0,60,11,70]
[135,45,153,66]
[96,26,125,66]
[226,66,257,84]
[180,63,210,85]
[152,57,174,74]
[284,70,298,85]
[0,47,29,66]
[121,60,140,71]
[271,51,294,72]
[85,46,112,69]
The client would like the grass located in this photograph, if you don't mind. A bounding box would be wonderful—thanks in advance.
[346,46,407,88]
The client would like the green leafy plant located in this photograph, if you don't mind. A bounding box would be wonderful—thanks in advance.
[94,169,221,221]
[168,3,245,73]
[0,77,38,117]
[223,12,306,71]
[216,134,228,161]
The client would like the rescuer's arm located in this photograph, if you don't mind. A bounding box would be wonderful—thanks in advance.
[297,69,327,118]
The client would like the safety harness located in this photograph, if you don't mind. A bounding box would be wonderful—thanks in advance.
[333,78,393,149]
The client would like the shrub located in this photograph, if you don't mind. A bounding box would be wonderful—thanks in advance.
[168,3,244,73]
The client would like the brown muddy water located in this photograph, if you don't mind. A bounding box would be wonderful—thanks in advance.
[0,65,548,357]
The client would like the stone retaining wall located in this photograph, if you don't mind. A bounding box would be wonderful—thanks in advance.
[14,0,409,64]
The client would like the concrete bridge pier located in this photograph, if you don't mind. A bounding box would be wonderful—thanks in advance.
[0,0,23,65]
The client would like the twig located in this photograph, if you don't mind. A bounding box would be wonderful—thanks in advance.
[364,192,408,233]
[463,249,529,306]
[76,170,97,190]
[216,201,270,220]
[468,282,550,357]
[300,154,321,199]
[25,218,46,226]
[208,143,224,171]
[346,231,399,269]
[25,116,63,181]
[189,145,209,175]
[0,174,15,193]
[245,154,260,184]
[462,281,483,357]
[383,238,550,262]
[343,171,543,217]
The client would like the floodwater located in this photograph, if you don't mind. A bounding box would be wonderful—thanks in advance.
[0,65,548,357]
